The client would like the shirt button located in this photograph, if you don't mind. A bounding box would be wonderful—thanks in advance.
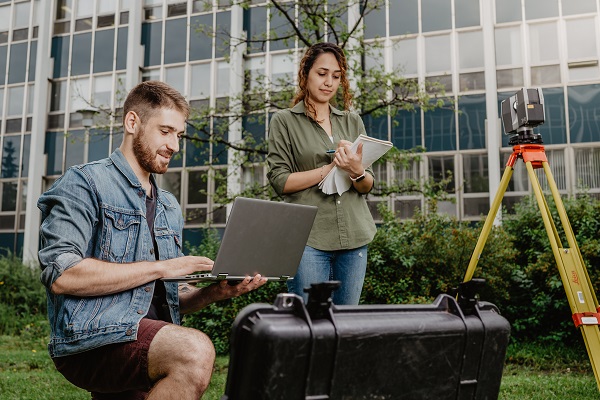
[138,191,144,197]
[125,328,133,336]
[137,309,144,315]
[150,248,154,255]
[144,287,152,292]
[337,200,341,204]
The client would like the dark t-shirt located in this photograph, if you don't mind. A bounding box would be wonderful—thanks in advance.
[145,183,172,322]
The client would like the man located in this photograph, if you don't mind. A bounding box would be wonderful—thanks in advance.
[37,81,267,400]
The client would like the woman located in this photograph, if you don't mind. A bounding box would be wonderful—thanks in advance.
[267,42,377,305]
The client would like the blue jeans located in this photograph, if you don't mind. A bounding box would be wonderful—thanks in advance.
[287,245,368,305]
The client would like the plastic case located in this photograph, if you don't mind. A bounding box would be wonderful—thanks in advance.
[222,280,510,400]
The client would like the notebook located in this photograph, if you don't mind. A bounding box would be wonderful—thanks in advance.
[162,197,318,283]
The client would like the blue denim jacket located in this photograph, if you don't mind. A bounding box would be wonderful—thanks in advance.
[38,149,183,358]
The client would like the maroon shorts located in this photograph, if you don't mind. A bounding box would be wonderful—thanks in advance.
[53,318,170,400]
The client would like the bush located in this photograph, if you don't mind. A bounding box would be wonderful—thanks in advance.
[0,254,47,336]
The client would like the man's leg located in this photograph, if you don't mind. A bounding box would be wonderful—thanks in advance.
[146,324,216,400]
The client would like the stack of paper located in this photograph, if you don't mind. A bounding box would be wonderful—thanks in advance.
[318,134,393,195]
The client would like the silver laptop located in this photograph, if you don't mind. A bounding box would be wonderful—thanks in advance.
[162,197,317,283]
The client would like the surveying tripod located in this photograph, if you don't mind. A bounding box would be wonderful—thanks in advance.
[462,138,600,390]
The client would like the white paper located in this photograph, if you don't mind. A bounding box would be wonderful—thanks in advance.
[318,135,393,196]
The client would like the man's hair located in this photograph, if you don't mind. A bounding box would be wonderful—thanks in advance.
[293,42,352,120]
[123,81,190,126]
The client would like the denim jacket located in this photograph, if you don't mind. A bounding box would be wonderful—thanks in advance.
[38,149,183,358]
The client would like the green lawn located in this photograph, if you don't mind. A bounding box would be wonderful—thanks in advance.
[1,335,598,399]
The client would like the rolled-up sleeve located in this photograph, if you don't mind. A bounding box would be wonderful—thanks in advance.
[266,111,294,196]
[38,168,99,289]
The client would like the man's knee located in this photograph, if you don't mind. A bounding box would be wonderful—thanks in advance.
[148,325,215,381]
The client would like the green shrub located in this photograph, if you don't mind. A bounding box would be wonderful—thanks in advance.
[0,254,47,336]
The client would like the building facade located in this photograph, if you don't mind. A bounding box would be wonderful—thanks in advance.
[0,0,599,262]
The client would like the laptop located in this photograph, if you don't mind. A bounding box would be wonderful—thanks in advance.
[162,197,318,283]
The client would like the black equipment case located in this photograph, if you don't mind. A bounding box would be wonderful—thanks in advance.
[222,281,510,400]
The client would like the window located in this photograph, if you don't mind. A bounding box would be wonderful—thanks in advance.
[458,30,484,70]
[164,18,187,64]
[568,84,600,143]
[495,0,521,23]
[93,29,115,73]
[189,14,213,61]
[562,0,596,15]
[392,38,418,75]
[141,22,162,66]
[422,0,451,32]
[463,154,488,193]
[424,102,456,151]
[455,0,480,28]
[71,33,92,76]
[425,35,451,74]
[392,108,421,150]
[389,0,418,36]
[190,63,211,98]
[458,94,486,150]
[524,0,558,20]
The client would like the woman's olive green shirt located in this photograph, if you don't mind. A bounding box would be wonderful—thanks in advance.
[267,102,376,251]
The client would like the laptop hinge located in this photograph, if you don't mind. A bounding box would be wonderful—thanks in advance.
[280,275,291,281]
[217,273,228,280]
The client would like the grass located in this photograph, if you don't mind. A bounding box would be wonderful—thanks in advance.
[1,334,598,399]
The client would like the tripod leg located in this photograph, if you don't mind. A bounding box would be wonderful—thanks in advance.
[463,165,512,283]
[527,161,600,390]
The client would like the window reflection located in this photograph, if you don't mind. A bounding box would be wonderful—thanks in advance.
[463,154,488,193]
[568,84,600,143]
[458,94,486,150]
[2,136,22,178]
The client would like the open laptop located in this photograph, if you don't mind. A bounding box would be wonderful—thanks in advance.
[162,197,318,283]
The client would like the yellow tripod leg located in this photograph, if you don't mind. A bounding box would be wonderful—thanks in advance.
[463,165,513,283]
[526,161,600,390]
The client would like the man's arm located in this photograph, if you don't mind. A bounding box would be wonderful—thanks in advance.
[177,275,268,315]
[51,256,214,297]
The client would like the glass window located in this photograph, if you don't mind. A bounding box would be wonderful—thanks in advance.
[529,22,559,64]
[0,5,10,32]
[51,36,70,78]
[69,77,90,113]
[459,72,485,92]
[270,8,294,50]
[158,171,181,201]
[363,3,385,39]
[496,68,523,89]
[525,0,558,20]
[88,129,110,162]
[363,114,389,141]
[44,131,64,175]
[168,2,187,17]
[56,0,72,20]
[50,80,67,111]
[425,35,451,73]
[141,22,163,66]
[496,0,521,23]
[1,182,17,212]
[71,32,92,76]
[93,29,115,73]
[8,42,28,84]
[424,102,456,151]
[531,65,560,85]
[21,134,30,177]
[116,27,127,70]
[28,41,36,82]
[389,0,418,36]
[463,154,488,193]
[392,38,418,75]
[455,0,480,28]
[422,0,451,32]
[428,155,455,191]
[0,87,3,115]
[574,148,600,190]
[565,18,597,60]
[189,14,213,61]
[458,30,483,70]
[242,114,266,154]
[495,26,521,67]
[98,0,118,14]
[185,125,210,167]
[216,61,229,98]
[534,87,566,145]
[568,84,600,143]
[244,6,267,54]
[392,108,421,150]
[2,136,22,178]
[65,129,85,168]
[245,56,265,90]
[271,53,294,91]
[190,63,211,97]
[187,170,208,204]
[569,64,600,82]
[562,0,596,15]
[76,0,93,17]
[215,11,230,58]
[165,65,186,95]
[7,86,24,116]
[0,45,5,85]
[93,75,112,108]
[458,94,486,150]
[14,1,31,29]
[164,17,187,64]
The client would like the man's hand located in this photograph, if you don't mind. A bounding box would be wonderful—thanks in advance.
[161,256,214,278]
[178,274,269,315]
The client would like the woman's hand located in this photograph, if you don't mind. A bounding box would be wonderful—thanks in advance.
[334,141,365,178]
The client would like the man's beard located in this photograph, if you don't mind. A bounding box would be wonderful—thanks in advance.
[132,128,173,174]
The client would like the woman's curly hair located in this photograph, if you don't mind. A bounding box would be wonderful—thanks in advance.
[292,42,352,121]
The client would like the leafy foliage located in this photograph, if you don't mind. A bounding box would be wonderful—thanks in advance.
[0,254,47,336]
